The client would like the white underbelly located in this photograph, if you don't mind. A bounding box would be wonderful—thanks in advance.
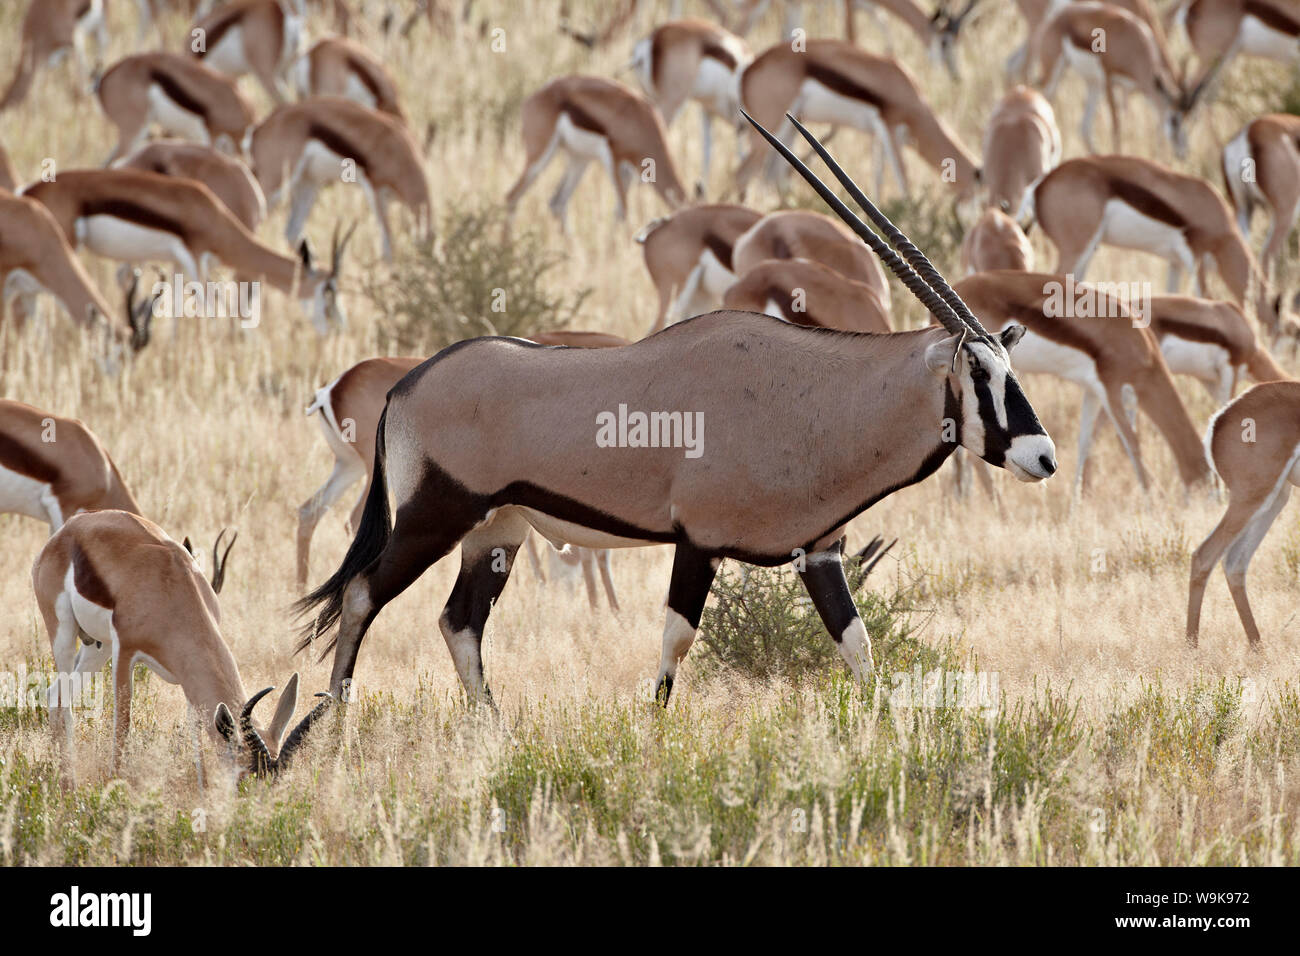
[0,464,54,523]
[513,506,654,550]
[697,247,734,297]
[1240,16,1300,61]
[342,72,379,110]
[202,28,250,76]
[1222,129,1263,203]
[148,84,209,142]
[796,78,883,130]
[66,569,116,647]
[297,138,351,182]
[556,112,613,164]
[1160,336,1230,382]
[997,321,1104,392]
[77,215,191,266]
[694,57,738,115]
[1063,42,1107,85]
[1101,199,1194,262]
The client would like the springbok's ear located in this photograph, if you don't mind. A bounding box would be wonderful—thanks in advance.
[182,537,195,557]
[298,238,314,271]
[267,673,300,749]
[924,335,960,374]
[215,702,236,742]
[1000,324,1026,353]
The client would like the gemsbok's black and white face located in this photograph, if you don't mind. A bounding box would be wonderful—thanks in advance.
[930,324,1058,482]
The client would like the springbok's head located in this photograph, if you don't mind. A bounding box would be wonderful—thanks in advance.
[1157,58,1222,160]
[929,0,980,80]
[741,109,1058,483]
[215,673,334,777]
[182,528,238,594]
[298,222,356,334]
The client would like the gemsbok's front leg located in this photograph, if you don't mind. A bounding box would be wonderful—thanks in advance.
[655,543,719,706]
[799,543,874,681]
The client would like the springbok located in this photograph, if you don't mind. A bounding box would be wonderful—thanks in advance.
[732,210,893,305]
[983,85,1060,217]
[1222,113,1300,285]
[722,257,892,332]
[638,203,762,334]
[1036,1,1215,158]
[504,75,687,230]
[117,140,267,232]
[189,0,307,104]
[33,509,331,777]
[631,19,750,195]
[0,400,141,533]
[1031,155,1284,338]
[292,35,405,120]
[295,112,1057,705]
[1175,0,1300,88]
[843,1,981,76]
[95,51,257,165]
[249,97,429,260]
[0,0,107,113]
[1187,381,1300,647]
[960,207,1035,274]
[733,40,981,201]
[1011,0,1174,81]
[21,168,352,333]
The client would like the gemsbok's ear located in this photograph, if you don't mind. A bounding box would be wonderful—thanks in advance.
[215,702,236,743]
[1000,324,1026,352]
[267,673,301,749]
[182,537,195,557]
[924,335,960,374]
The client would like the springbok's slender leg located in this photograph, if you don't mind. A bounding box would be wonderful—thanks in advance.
[437,510,531,706]
[578,550,600,608]
[297,452,367,590]
[1188,496,1265,646]
[596,550,620,612]
[285,177,322,247]
[548,156,591,231]
[111,647,134,774]
[799,544,873,681]
[1222,485,1292,647]
[655,543,719,705]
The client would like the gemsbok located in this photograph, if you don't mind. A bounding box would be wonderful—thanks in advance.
[1031,155,1285,338]
[33,509,331,778]
[1222,113,1300,285]
[1187,381,1300,647]
[117,140,267,232]
[631,19,750,194]
[733,40,981,201]
[0,0,107,113]
[292,35,405,120]
[249,97,429,260]
[21,168,352,333]
[189,0,307,104]
[504,74,687,230]
[296,112,1057,706]
[95,51,257,165]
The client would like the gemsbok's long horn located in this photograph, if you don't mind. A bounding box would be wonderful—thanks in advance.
[780,111,993,340]
[739,109,971,339]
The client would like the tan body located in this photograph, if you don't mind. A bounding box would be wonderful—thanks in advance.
[1222,113,1300,284]
[844,0,978,76]
[250,97,430,259]
[0,0,107,113]
[292,36,405,120]
[190,0,306,103]
[0,400,139,533]
[1033,156,1282,336]
[117,140,267,232]
[1148,294,1288,403]
[734,40,981,200]
[722,257,892,332]
[1011,0,1173,81]
[504,75,687,229]
[639,203,762,334]
[1188,380,1300,647]
[982,85,1060,216]
[96,52,256,165]
[1178,0,1300,86]
[960,207,1035,273]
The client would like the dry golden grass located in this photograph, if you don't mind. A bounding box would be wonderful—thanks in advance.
[0,1,1298,865]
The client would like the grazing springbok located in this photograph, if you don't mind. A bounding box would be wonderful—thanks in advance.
[1148,294,1289,403]
[21,168,352,333]
[1222,113,1300,285]
[1031,155,1284,338]
[33,510,331,778]
[295,113,1057,705]
[638,203,762,334]
[953,270,1213,494]
[1175,0,1300,88]
[293,35,405,120]
[843,0,982,77]
[733,40,981,201]
[504,75,687,230]
[117,140,267,232]
[1011,0,1174,82]
[631,19,750,194]
[0,0,107,113]
[0,400,140,533]
[983,85,1060,217]
[1036,2,1215,158]
[960,207,1035,274]
[189,0,307,103]
[249,97,429,260]
[297,331,629,607]
[722,257,893,332]
[1187,381,1300,647]
[95,52,257,165]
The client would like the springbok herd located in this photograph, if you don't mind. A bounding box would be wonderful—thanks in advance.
[0,0,1299,785]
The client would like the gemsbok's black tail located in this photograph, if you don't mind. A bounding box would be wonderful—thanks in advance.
[294,403,393,657]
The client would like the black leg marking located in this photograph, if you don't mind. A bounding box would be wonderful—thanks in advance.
[656,542,719,706]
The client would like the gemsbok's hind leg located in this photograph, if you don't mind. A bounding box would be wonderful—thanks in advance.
[655,543,719,705]
[798,543,873,681]
[438,510,531,705]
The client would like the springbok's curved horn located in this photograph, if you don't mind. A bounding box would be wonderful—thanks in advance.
[211,528,237,595]
[739,109,970,338]
[241,686,274,775]
[331,221,358,275]
[275,692,333,770]
[782,112,992,341]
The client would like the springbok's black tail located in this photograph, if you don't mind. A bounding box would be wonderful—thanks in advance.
[294,403,393,657]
